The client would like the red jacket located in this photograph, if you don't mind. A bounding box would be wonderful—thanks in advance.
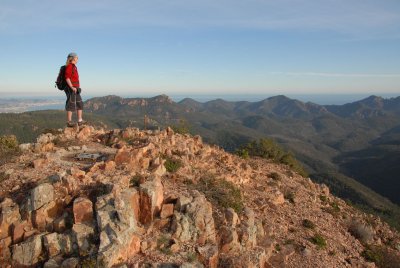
[65,64,80,88]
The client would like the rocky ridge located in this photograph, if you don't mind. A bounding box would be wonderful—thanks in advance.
[0,126,399,267]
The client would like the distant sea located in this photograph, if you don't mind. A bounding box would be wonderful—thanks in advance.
[0,93,399,113]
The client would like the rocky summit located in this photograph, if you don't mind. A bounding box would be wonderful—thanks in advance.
[0,126,399,268]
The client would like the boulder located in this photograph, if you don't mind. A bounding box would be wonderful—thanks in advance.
[0,198,21,239]
[43,232,74,257]
[72,223,95,256]
[12,235,43,267]
[139,175,164,225]
[0,236,12,262]
[161,204,174,219]
[30,183,54,210]
[73,197,93,224]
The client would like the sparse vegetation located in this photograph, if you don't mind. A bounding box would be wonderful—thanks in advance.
[130,174,143,187]
[0,135,20,165]
[269,172,281,181]
[302,219,316,229]
[310,233,327,249]
[361,245,400,267]
[164,157,182,173]
[190,173,243,213]
[284,191,295,204]
[235,148,249,159]
[238,138,308,177]
[186,252,197,263]
[157,234,173,255]
[170,119,190,135]
[348,219,374,244]
[319,195,328,203]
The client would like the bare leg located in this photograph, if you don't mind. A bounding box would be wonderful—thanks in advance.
[67,111,73,122]
[77,110,83,121]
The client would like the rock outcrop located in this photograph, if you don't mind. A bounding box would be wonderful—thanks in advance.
[0,125,399,267]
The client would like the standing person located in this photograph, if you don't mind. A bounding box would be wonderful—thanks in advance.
[64,52,86,127]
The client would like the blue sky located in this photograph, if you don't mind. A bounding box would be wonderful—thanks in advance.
[1,0,400,97]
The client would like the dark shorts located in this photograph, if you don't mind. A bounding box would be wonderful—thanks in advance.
[64,89,83,111]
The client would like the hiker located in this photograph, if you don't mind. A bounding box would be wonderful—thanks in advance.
[64,52,85,127]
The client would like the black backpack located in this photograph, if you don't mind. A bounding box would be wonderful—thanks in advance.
[55,65,67,90]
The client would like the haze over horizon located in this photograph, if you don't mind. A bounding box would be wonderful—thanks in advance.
[1,0,400,96]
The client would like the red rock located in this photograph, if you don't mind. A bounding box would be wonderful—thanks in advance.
[0,198,21,240]
[160,204,174,219]
[139,176,164,225]
[70,167,85,178]
[12,221,31,244]
[32,200,63,232]
[32,158,47,169]
[76,126,91,140]
[114,149,131,165]
[22,230,38,240]
[0,236,12,262]
[103,160,116,171]
[73,197,93,224]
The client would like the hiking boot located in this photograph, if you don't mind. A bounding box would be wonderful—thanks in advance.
[67,121,76,128]
[78,120,87,126]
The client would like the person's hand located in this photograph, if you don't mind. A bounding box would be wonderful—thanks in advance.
[71,87,77,93]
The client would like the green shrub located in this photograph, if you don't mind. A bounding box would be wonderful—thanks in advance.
[285,192,295,204]
[310,233,327,249]
[302,219,316,229]
[238,138,308,177]
[170,119,190,135]
[362,245,400,267]
[319,195,328,203]
[191,174,243,213]
[0,135,20,165]
[0,135,18,152]
[235,148,249,159]
[186,252,197,263]
[164,157,182,173]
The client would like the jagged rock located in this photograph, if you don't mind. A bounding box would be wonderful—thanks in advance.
[32,158,47,169]
[32,200,63,232]
[12,220,31,244]
[139,175,164,225]
[238,208,257,248]
[225,208,239,228]
[196,244,218,268]
[161,204,174,219]
[115,188,140,226]
[72,223,95,256]
[76,126,92,140]
[43,232,74,257]
[53,213,68,233]
[61,257,80,268]
[96,191,141,267]
[172,192,216,245]
[0,198,21,240]
[11,234,43,267]
[219,226,240,254]
[267,189,285,206]
[219,247,266,268]
[175,195,192,213]
[44,258,61,268]
[19,143,33,152]
[73,197,93,224]
[30,183,54,210]
[0,236,12,262]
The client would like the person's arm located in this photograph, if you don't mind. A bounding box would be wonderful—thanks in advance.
[66,78,77,93]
